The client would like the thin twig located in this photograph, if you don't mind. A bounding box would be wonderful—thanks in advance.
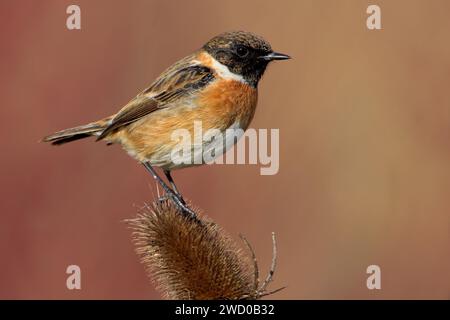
[258,286,286,298]
[259,232,277,293]
[240,234,260,295]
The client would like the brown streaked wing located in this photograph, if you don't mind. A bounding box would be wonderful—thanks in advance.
[139,54,198,96]
[97,55,214,140]
[96,96,158,140]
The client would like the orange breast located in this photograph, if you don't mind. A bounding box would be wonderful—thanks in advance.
[195,78,258,130]
[115,78,257,165]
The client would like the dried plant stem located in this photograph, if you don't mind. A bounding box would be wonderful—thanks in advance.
[240,232,285,299]
[260,232,278,292]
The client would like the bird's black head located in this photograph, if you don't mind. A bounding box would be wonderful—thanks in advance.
[203,31,290,87]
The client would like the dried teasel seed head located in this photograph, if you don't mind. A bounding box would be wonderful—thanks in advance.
[126,200,259,300]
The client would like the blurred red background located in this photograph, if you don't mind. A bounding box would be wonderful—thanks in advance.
[0,0,449,299]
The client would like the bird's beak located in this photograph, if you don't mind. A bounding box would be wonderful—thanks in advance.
[259,51,291,61]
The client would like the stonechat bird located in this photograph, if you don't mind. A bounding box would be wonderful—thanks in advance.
[43,31,290,217]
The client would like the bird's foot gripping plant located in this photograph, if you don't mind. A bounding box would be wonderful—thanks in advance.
[126,200,284,300]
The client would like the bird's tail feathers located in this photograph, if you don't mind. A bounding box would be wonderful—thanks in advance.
[42,119,109,145]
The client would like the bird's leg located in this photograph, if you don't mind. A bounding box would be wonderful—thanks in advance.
[142,162,196,218]
[163,170,186,204]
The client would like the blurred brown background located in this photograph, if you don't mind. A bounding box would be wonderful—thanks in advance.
[0,0,449,299]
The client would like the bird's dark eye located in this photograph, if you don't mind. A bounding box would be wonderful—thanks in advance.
[236,46,249,58]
